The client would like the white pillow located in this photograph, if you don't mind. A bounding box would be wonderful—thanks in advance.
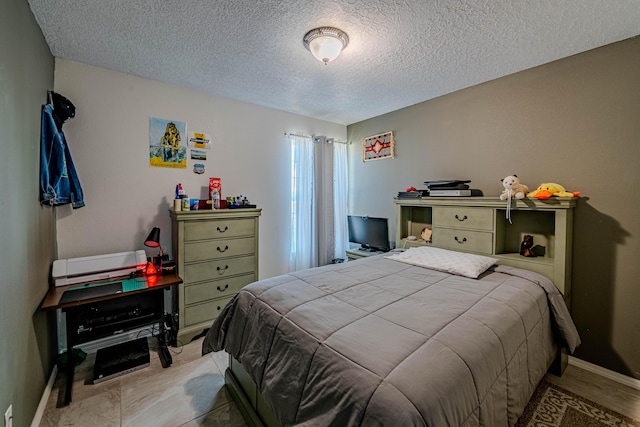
[385,246,497,279]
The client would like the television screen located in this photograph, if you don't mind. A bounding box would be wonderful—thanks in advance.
[347,216,390,252]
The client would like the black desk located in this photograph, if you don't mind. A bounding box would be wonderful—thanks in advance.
[40,274,183,405]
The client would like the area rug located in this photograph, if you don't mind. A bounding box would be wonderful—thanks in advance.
[517,381,640,427]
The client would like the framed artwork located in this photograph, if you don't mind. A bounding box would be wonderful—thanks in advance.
[362,131,394,162]
[149,117,187,169]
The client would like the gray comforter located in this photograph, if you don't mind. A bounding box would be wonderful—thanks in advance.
[203,256,580,426]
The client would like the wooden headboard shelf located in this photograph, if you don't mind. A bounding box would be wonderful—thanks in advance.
[394,196,576,305]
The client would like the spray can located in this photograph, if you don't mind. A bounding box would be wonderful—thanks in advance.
[211,188,220,209]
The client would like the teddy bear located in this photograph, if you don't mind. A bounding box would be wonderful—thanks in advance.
[520,235,537,257]
[527,183,580,200]
[500,175,529,200]
[420,227,432,242]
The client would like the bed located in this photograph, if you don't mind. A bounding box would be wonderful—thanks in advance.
[202,247,580,426]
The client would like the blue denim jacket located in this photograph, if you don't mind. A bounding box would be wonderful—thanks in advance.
[40,104,85,208]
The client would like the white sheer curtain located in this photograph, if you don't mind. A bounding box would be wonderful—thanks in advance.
[333,142,348,262]
[289,134,315,271]
[288,134,348,272]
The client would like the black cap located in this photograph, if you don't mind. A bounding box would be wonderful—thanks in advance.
[51,91,76,131]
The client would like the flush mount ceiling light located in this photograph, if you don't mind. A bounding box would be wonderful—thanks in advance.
[303,26,349,64]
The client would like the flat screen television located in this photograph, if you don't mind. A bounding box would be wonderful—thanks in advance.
[347,215,390,252]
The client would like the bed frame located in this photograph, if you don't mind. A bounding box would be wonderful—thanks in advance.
[224,197,577,426]
[226,349,566,427]
[226,356,281,427]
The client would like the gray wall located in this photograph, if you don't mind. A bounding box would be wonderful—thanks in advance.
[347,36,640,379]
[0,0,57,426]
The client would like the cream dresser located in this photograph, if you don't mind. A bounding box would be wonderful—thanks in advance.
[395,197,576,304]
[171,208,261,344]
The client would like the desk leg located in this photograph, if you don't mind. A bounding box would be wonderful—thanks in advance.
[157,311,172,368]
[64,312,75,405]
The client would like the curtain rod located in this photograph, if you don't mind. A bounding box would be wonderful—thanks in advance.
[284,132,311,138]
[284,132,351,145]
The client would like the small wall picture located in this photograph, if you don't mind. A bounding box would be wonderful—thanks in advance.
[191,149,207,160]
[188,131,212,149]
[149,117,187,169]
[362,131,394,162]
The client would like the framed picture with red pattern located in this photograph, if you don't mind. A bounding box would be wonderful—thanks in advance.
[362,131,394,162]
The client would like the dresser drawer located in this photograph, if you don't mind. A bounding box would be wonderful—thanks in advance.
[184,218,255,241]
[183,255,256,283]
[433,207,494,231]
[433,228,493,254]
[184,237,255,263]
[184,273,256,305]
[183,296,234,327]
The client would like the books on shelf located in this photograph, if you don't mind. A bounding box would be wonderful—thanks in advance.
[424,179,471,190]
[397,190,428,198]
[428,189,472,197]
[398,181,482,197]
[423,179,482,197]
[428,189,483,197]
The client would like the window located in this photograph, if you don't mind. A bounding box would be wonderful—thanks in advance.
[289,134,348,271]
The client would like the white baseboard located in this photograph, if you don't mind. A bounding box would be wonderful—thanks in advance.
[31,365,57,427]
[569,356,640,391]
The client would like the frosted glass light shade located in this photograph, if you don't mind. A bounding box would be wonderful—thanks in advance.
[303,27,349,64]
[309,36,343,63]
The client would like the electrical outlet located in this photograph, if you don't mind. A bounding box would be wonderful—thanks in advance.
[4,404,12,427]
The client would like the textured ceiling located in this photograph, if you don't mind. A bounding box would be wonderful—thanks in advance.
[28,0,640,125]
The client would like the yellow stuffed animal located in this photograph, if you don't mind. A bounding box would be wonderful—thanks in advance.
[527,183,580,200]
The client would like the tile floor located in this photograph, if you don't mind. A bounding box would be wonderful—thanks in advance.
[544,363,640,421]
[39,336,246,426]
[39,336,640,426]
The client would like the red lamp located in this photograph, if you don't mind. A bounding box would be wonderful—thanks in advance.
[144,226,162,271]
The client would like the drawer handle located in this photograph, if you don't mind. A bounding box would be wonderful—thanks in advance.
[455,214,468,221]
[454,236,467,244]
[216,265,229,274]
[217,306,222,311]
[216,226,229,233]
[217,284,229,292]
[217,245,229,253]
